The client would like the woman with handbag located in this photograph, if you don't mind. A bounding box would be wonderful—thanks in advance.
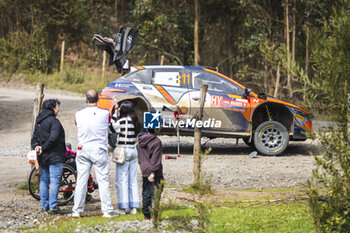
[110,100,141,215]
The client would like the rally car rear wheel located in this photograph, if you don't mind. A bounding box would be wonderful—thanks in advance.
[254,121,289,156]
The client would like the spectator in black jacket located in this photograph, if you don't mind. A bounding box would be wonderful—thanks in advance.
[31,99,65,214]
[137,128,164,220]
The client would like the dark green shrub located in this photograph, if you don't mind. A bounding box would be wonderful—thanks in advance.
[0,29,52,73]
[27,44,51,73]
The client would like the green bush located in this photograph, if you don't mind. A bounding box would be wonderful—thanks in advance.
[308,125,350,232]
[62,67,85,84]
[27,44,51,73]
[0,31,27,73]
[0,29,52,74]
[307,3,350,232]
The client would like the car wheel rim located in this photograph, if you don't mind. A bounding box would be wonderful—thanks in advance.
[260,127,283,150]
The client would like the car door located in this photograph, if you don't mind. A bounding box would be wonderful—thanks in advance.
[187,69,250,134]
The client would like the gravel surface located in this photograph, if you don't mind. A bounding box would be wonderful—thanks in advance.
[0,82,322,231]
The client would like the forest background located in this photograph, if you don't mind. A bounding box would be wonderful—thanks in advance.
[1,0,350,231]
[1,0,349,117]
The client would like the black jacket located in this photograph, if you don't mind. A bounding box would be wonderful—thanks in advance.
[31,109,66,166]
[137,132,163,178]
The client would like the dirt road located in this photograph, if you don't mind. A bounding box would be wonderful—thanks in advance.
[0,83,322,230]
[0,83,320,192]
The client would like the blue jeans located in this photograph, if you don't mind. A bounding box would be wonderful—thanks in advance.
[115,146,140,209]
[40,162,63,209]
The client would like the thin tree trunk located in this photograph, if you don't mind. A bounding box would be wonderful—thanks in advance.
[229,49,233,78]
[274,62,281,98]
[114,0,118,31]
[194,0,200,66]
[285,0,292,98]
[304,22,310,101]
[228,25,233,78]
[160,55,165,65]
[193,85,208,184]
[264,62,269,94]
[292,0,296,71]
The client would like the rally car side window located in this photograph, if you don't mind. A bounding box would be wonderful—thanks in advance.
[124,69,152,84]
[153,71,180,86]
[191,70,244,95]
[152,69,188,88]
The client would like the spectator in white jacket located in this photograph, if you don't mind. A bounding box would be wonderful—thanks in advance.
[72,90,116,218]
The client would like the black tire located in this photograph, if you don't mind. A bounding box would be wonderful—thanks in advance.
[243,137,255,148]
[28,166,41,200]
[58,164,77,205]
[28,164,77,206]
[254,121,289,156]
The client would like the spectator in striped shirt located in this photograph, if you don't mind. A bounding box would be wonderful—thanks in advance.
[110,100,141,215]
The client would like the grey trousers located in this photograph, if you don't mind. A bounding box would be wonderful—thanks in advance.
[72,147,114,214]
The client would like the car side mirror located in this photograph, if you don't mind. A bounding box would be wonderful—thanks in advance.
[244,88,252,98]
[258,92,267,100]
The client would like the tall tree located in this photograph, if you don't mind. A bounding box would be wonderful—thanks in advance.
[194,0,200,66]
[285,0,292,98]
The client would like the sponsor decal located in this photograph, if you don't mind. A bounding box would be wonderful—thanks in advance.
[180,106,188,114]
[113,83,135,89]
[295,114,305,121]
[210,95,248,109]
[142,86,153,91]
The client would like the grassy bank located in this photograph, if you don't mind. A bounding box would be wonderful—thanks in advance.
[1,66,121,94]
[28,191,314,233]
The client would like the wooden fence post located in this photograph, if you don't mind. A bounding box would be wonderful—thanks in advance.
[60,41,65,74]
[160,55,165,65]
[274,61,281,98]
[193,84,208,184]
[102,51,107,82]
[31,83,45,136]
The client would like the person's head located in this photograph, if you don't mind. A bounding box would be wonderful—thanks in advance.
[42,99,61,116]
[146,128,161,135]
[119,100,141,135]
[85,90,99,105]
[66,142,72,150]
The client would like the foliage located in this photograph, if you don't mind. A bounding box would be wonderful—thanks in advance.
[132,0,194,65]
[0,0,90,73]
[0,0,346,108]
[210,202,314,232]
[17,66,118,94]
[16,182,28,190]
[149,179,165,229]
[0,30,29,73]
[186,147,212,232]
[27,194,314,233]
[307,1,350,232]
[309,126,350,232]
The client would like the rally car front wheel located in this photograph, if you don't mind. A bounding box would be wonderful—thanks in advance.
[254,121,289,156]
